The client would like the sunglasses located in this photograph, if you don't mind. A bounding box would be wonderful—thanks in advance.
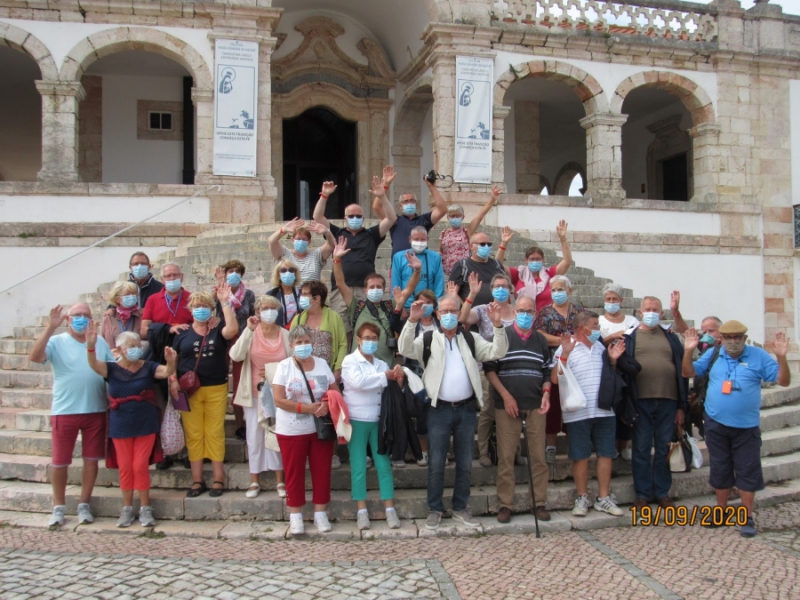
[279,267,296,273]
[346,214,364,219]
[474,242,493,247]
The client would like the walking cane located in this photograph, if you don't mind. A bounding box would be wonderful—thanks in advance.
[520,410,541,538]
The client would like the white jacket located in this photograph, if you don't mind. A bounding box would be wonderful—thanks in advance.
[229,326,291,407]
[398,319,508,407]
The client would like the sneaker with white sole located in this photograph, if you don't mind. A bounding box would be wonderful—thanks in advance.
[48,505,66,529]
[139,506,156,528]
[386,509,401,529]
[77,503,94,524]
[594,495,624,516]
[331,455,341,470]
[417,452,428,467]
[314,512,332,533]
[116,506,135,528]
[425,511,442,530]
[366,456,373,468]
[290,516,305,536]
[451,510,480,528]
[392,460,406,469]
[572,494,591,517]
[545,448,556,464]
[356,511,370,530]
[620,448,632,461]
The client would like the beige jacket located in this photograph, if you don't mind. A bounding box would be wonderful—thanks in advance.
[229,326,291,407]
[397,319,508,407]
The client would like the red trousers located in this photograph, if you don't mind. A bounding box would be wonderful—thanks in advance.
[276,433,334,508]
[113,434,156,491]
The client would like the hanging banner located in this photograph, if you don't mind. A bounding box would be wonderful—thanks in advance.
[213,39,258,177]
[454,56,494,184]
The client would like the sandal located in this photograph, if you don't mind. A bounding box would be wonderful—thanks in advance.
[276,483,287,499]
[186,481,207,498]
[245,483,261,499]
[209,480,225,498]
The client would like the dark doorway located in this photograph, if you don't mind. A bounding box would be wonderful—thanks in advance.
[283,107,357,221]
[660,153,688,201]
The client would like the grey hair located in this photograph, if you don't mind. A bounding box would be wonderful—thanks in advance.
[437,294,462,310]
[701,316,722,327]
[447,203,464,216]
[602,282,624,297]
[160,262,182,275]
[410,226,428,237]
[550,275,572,289]
[289,325,314,344]
[115,331,141,348]
[641,296,663,310]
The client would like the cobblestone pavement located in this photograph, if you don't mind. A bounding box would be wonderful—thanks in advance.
[1,501,800,600]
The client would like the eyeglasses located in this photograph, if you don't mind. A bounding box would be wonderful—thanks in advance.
[721,334,744,341]
[474,242,492,247]
[516,309,535,316]
[162,274,181,280]
[279,267,296,273]
[551,288,567,293]
[439,309,459,315]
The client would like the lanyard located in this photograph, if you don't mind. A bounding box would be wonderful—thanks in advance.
[165,290,183,320]
[118,319,132,332]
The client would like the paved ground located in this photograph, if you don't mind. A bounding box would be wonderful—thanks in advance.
[1,502,800,599]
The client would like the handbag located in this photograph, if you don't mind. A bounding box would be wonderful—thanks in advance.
[295,358,336,441]
[178,332,207,398]
[265,419,281,453]
[160,399,185,455]
[668,425,693,473]
[557,359,587,412]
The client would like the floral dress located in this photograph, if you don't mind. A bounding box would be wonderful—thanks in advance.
[440,227,471,277]
[533,302,585,338]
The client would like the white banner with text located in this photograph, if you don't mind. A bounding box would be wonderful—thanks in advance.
[454,56,493,184]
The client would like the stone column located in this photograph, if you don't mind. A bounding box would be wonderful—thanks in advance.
[192,87,215,184]
[688,122,721,203]
[491,105,510,188]
[514,101,541,193]
[580,112,628,203]
[36,80,84,182]
[257,36,278,202]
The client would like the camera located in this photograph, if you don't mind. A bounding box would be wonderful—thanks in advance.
[425,169,439,184]
[387,338,398,350]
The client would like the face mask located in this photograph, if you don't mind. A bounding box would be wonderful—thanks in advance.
[642,312,661,327]
[586,329,602,344]
[226,272,242,287]
[361,340,379,355]
[70,316,89,333]
[402,204,416,216]
[260,309,278,324]
[164,279,182,293]
[604,302,620,315]
[293,239,309,253]
[552,291,568,306]
[449,217,463,228]
[422,304,434,317]
[440,313,458,330]
[131,264,149,279]
[528,261,543,273]
[121,295,138,308]
[516,312,533,330]
[367,289,384,303]
[724,340,746,356]
[125,346,144,361]
[347,216,363,230]
[492,287,510,302]
[476,245,491,259]
[192,307,212,322]
[700,333,716,345]
[410,241,428,253]
[294,344,313,359]
[298,296,311,310]
[280,271,296,286]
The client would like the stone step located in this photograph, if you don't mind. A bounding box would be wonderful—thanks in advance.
[0,370,52,388]
[0,354,50,372]
[0,388,51,410]
[761,383,800,408]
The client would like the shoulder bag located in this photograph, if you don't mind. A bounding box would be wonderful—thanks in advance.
[178,332,208,398]
[295,358,337,441]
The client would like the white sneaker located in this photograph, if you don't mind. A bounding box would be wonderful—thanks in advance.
[48,505,66,529]
[366,456,373,468]
[357,511,370,530]
[116,506,135,528]
[331,455,341,470]
[621,448,632,461]
[386,509,401,529]
[417,452,428,467]
[545,448,556,464]
[572,494,591,517]
[314,512,332,533]
[392,460,406,469]
[290,516,305,536]
[139,505,156,528]
[594,495,624,516]
[77,503,94,524]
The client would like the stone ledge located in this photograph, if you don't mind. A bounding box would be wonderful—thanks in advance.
[0,222,215,238]
[0,182,210,196]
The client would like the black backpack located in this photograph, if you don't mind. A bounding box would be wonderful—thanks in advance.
[421,326,476,367]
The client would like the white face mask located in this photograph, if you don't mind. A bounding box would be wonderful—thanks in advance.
[260,309,278,324]
[410,241,428,253]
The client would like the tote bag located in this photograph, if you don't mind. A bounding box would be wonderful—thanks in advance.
[161,399,185,455]
[557,360,587,412]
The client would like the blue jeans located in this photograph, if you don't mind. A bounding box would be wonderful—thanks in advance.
[427,400,476,513]
[632,398,677,500]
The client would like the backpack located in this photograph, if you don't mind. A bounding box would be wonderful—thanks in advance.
[352,299,395,340]
[421,326,476,367]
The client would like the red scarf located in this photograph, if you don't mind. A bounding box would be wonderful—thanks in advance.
[229,283,247,311]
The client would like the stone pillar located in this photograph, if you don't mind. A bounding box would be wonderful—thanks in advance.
[514,101,540,193]
[688,122,721,203]
[78,75,102,183]
[429,53,457,179]
[257,36,278,201]
[491,105,510,188]
[580,112,627,203]
[36,80,84,182]
[192,88,214,183]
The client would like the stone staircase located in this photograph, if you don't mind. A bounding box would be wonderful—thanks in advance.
[2,221,800,527]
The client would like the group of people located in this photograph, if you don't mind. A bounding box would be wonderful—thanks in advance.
[31,166,790,538]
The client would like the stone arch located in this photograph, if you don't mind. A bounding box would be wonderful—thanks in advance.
[59,27,213,89]
[553,162,586,196]
[610,70,715,126]
[393,76,434,202]
[0,22,58,80]
[494,60,609,115]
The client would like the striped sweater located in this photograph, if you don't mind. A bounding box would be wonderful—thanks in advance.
[483,326,552,410]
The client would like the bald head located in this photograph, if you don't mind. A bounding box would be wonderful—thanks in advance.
[68,303,91,317]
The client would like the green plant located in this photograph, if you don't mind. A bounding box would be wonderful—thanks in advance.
[139,530,166,539]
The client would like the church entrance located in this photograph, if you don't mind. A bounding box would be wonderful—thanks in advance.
[282,107,357,221]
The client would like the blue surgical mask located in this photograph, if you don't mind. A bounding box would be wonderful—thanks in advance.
[552,291,568,305]
[164,279,182,293]
[440,313,458,330]
[125,346,144,361]
[131,264,149,279]
[492,287,510,302]
[642,312,661,327]
[367,289,384,303]
[70,316,89,333]
[587,329,602,344]
[361,340,379,355]
[476,245,491,259]
[604,302,620,315]
[402,204,416,216]
[280,271,296,286]
[528,261,543,272]
[293,239,309,253]
[192,307,212,322]
[422,304,434,317]
[347,216,363,230]
[298,296,311,310]
[294,344,313,359]
[449,217,463,228]
[226,272,242,287]
[700,333,716,345]
[121,294,138,308]
[516,312,533,330]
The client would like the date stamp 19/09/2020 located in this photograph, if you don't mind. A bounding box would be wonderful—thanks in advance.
[630,505,749,527]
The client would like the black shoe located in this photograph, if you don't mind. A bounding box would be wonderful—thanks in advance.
[155,456,173,470]
[235,426,246,441]
[183,457,191,469]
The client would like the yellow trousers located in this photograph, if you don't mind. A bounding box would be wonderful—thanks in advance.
[181,383,227,462]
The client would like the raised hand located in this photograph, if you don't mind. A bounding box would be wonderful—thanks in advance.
[333,236,351,260]
[247,315,259,331]
[446,281,459,297]
[393,286,407,306]
[559,332,576,355]
[405,250,422,271]
[683,327,699,351]
[491,184,502,201]
[283,217,304,234]
[85,319,98,347]
[307,220,327,235]
[670,290,681,314]
[408,299,425,322]
[486,301,503,328]
[609,339,626,361]
[214,265,225,285]
[321,181,337,198]
[774,331,789,357]
[216,282,231,304]
[370,175,385,198]
[164,347,177,363]
[48,305,66,329]
[382,165,397,187]
[501,226,514,245]
[556,219,568,241]
[467,271,482,300]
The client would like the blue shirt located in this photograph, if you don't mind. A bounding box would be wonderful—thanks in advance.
[390,248,444,309]
[694,345,778,428]
[107,361,161,439]
[45,333,114,416]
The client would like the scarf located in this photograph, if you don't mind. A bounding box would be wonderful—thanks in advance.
[229,283,247,311]
[109,388,157,411]
[516,264,550,299]
[116,306,137,321]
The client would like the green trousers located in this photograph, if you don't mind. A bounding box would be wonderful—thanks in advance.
[348,420,394,502]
